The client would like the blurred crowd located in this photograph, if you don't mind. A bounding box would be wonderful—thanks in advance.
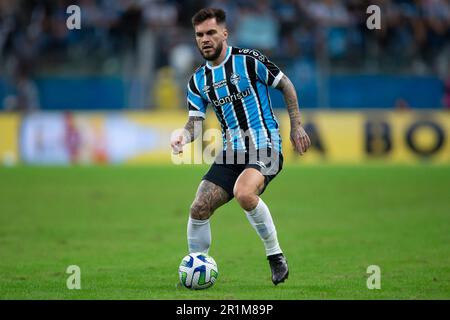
[0,0,449,110]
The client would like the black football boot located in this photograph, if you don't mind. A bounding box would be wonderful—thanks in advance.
[267,253,289,285]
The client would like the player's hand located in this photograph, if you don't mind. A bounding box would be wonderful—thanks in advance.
[170,129,187,155]
[290,125,311,155]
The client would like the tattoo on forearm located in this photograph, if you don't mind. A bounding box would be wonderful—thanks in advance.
[277,75,302,126]
[184,116,203,143]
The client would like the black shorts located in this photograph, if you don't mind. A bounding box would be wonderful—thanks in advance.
[202,149,284,198]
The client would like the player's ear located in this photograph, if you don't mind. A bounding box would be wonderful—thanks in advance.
[223,28,228,40]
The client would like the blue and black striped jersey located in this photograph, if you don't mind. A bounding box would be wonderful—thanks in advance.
[186,46,283,152]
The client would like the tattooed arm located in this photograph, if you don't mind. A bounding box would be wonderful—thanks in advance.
[183,116,204,143]
[276,75,311,155]
[170,116,204,154]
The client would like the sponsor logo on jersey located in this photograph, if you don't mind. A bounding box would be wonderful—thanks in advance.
[238,49,267,62]
[212,88,251,107]
[202,85,210,94]
[213,79,227,90]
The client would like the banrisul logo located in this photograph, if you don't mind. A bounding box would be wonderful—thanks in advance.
[230,73,240,86]
[212,88,251,107]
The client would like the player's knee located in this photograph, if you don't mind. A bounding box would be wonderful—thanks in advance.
[233,186,258,211]
[190,200,212,220]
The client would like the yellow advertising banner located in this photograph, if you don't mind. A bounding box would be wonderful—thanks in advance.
[124,111,188,164]
[279,111,450,164]
[0,114,20,166]
[201,110,450,164]
[1,111,449,165]
[74,110,450,165]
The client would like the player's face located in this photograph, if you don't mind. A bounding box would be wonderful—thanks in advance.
[194,18,228,61]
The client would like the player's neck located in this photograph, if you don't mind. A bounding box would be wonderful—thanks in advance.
[210,44,229,67]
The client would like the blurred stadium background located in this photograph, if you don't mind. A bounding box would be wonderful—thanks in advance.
[1,0,450,300]
[0,0,449,166]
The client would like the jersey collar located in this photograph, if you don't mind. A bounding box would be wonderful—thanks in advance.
[205,46,232,70]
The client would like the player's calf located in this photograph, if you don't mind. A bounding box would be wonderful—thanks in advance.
[187,180,230,253]
[190,199,213,220]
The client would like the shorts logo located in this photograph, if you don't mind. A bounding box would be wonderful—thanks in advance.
[230,73,241,86]
[256,161,267,169]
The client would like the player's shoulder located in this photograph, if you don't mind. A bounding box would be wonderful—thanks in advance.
[231,47,269,63]
[188,64,207,91]
[191,63,207,78]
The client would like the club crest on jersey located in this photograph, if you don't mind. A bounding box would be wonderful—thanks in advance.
[230,73,241,86]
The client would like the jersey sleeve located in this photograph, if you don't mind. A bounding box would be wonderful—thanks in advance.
[254,52,284,88]
[186,74,208,119]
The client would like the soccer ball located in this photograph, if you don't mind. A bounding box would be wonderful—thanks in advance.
[178,252,218,290]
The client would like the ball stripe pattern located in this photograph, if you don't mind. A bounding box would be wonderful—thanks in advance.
[178,253,218,290]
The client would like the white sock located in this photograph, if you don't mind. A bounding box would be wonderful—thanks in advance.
[187,217,211,254]
[245,198,282,256]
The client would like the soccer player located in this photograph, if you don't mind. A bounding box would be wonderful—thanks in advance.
[170,8,311,285]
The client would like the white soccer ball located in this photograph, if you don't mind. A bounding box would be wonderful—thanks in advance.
[178,252,218,290]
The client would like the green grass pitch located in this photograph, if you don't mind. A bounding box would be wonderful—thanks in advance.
[0,164,449,299]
